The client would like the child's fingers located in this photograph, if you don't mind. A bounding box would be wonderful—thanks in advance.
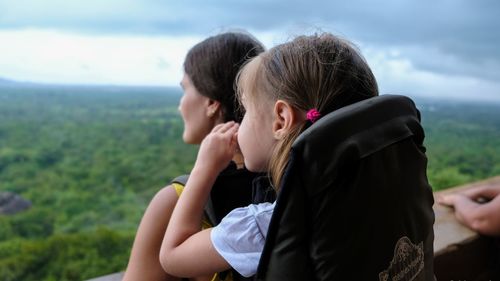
[211,123,227,133]
[231,132,239,148]
[220,122,238,134]
[233,132,239,144]
[216,123,239,138]
[212,121,236,133]
[222,123,239,136]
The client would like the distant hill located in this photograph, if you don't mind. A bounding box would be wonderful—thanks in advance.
[0,77,36,87]
[0,77,181,94]
[0,77,16,85]
[0,77,49,88]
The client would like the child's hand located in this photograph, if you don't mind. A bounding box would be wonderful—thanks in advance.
[194,121,239,175]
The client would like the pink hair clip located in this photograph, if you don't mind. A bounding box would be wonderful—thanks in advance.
[306,108,321,123]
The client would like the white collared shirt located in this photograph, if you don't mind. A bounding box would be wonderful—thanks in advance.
[210,201,275,277]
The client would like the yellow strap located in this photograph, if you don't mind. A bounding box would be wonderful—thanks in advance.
[172,182,184,197]
[171,182,232,281]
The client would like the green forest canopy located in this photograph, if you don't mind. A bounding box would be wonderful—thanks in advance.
[0,84,499,280]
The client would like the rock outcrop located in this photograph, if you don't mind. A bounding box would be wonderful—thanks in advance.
[0,192,31,215]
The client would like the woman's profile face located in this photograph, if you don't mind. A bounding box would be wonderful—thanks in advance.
[179,74,214,144]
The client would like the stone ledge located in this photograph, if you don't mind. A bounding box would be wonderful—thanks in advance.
[433,175,500,254]
[433,176,500,280]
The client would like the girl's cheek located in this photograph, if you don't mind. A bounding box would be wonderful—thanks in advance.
[236,129,245,152]
[237,116,246,144]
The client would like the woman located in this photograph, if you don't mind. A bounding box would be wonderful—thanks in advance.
[123,32,265,281]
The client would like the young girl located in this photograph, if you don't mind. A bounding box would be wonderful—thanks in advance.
[159,33,378,278]
[123,32,264,281]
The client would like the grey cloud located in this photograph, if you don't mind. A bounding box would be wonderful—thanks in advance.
[1,0,499,82]
[402,46,500,83]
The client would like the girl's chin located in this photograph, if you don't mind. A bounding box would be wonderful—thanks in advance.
[244,161,266,173]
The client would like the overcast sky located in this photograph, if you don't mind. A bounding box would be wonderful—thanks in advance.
[0,0,499,102]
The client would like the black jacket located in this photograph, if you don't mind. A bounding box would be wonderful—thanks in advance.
[256,95,435,281]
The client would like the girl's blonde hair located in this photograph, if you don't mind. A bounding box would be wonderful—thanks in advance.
[238,33,379,189]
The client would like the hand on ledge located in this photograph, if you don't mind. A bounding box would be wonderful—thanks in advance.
[437,184,500,236]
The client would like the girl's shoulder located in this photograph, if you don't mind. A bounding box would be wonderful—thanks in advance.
[246,201,275,215]
[211,201,276,277]
[216,201,275,237]
[225,201,275,219]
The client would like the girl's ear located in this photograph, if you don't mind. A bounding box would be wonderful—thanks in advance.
[206,99,221,119]
[272,100,300,140]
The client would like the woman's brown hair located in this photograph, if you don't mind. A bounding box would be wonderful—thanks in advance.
[238,33,378,189]
[184,32,265,123]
